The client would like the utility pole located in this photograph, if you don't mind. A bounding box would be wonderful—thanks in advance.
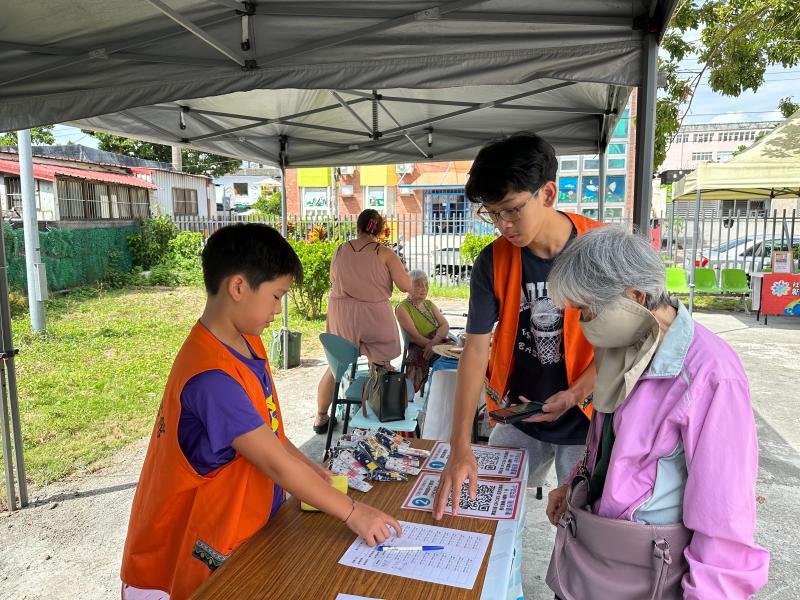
[17,130,46,333]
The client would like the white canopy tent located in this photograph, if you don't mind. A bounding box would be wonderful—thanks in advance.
[672,110,800,312]
[0,0,678,510]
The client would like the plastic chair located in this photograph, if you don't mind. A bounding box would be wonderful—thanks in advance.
[347,382,421,433]
[319,333,368,459]
[693,267,722,294]
[720,269,750,294]
[665,267,690,294]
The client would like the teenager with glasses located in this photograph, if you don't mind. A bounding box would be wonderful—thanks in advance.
[432,132,604,519]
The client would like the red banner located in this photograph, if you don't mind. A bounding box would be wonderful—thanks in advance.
[761,273,800,316]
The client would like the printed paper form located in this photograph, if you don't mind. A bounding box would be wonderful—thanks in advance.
[338,520,492,590]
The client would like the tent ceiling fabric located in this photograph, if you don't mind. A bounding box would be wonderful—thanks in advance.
[1,0,678,166]
[71,81,624,166]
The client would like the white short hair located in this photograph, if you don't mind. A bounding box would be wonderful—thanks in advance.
[409,270,428,284]
[548,226,671,317]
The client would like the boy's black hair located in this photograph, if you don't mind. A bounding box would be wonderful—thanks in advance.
[464,132,557,205]
[201,223,303,295]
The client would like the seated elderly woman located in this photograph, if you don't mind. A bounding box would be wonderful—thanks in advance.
[395,270,451,393]
[544,227,769,600]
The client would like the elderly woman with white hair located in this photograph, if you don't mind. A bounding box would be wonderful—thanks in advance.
[544,227,769,600]
[395,270,452,392]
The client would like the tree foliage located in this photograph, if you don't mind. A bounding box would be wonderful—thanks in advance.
[778,97,800,119]
[83,131,239,177]
[253,190,282,217]
[656,0,800,169]
[0,126,55,146]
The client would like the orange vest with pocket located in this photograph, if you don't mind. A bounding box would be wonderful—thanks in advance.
[121,322,285,600]
[485,212,604,421]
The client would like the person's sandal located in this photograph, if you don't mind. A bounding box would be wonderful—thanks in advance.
[312,414,337,434]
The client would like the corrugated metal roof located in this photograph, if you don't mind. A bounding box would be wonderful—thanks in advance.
[0,159,157,189]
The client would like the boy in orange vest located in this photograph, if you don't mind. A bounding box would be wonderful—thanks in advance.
[434,133,601,519]
[121,224,401,600]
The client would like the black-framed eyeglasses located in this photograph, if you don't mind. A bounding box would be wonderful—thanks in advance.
[475,190,538,224]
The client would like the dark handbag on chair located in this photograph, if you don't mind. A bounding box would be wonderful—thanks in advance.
[361,364,407,422]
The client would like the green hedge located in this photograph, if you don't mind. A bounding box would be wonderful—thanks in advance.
[3,223,138,292]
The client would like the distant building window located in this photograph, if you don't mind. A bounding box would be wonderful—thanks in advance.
[560,158,579,171]
[173,188,198,215]
[606,175,626,202]
[583,157,599,170]
[607,157,626,170]
[302,187,329,217]
[716,151,734,162]
[604,207,623,219]
[692,133,714,143]
[691,152,713,162]
[557,176,578,203]
[612,109,629,139]
[608,143,626,155]
[674,133,690,143]
[233,182,248,195]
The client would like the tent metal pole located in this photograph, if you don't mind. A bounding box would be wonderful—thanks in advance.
[632,31,658,235]
[0,209,27,510]
[689,169,701,314]
[279,138,289,370]
[17,130,46,334]
[598,148,607,223]
[144,0,246,66]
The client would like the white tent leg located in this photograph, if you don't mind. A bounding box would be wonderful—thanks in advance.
[280,160,289,370]
[689,174,702,315]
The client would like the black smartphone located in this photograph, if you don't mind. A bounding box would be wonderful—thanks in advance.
[489,402,544,424]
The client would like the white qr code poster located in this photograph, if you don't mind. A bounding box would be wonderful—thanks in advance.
[401,473,522,520]
[422,442,525,479]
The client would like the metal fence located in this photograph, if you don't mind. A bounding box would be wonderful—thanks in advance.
[655,207,799,277]
[175,208,799,287]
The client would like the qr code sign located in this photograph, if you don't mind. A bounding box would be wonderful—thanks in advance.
[474,450,499,473]
[446,483,493,512]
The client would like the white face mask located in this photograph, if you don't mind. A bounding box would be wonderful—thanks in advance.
[580,297,660,413]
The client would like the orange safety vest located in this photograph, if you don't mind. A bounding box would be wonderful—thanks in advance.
[121,322,285,600]
[485,212,604,421]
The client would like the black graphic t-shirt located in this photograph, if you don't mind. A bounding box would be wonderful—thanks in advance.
[466,229,589,445]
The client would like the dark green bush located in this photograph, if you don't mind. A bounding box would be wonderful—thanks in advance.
[128,216,179,269]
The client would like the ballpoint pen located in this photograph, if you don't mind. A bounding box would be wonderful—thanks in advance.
[375,545,445,552]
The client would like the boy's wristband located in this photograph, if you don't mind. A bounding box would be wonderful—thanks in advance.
[343,499,357,524]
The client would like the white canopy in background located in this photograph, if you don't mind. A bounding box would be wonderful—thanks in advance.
[673,109,800,201]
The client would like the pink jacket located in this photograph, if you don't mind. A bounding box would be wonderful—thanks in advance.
[580,303,769,599]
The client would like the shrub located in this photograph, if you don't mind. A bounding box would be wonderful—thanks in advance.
[288,240,338,319]
[461,233,496,264]
[128,216,179,269]
[253,191,282,217]
[145,230,204,288]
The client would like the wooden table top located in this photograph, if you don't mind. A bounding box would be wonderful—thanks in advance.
[190,439,498,600]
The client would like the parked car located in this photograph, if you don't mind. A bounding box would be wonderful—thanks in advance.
[683,235,800,274]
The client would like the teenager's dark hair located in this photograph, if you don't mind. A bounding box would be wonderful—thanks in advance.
[201,223,303,295]
[464,132,557,204]
[356,209,385,236]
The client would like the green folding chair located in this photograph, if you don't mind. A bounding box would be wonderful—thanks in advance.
[693,267,722,294]
[720,268,751,313]
[665,267,690,294]
[720,269,750,294]
[319,333,368,460]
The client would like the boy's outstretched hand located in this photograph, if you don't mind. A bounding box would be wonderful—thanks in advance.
[346,502,403,547]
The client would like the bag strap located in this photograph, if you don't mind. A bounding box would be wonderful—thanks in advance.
[649,539,673,600]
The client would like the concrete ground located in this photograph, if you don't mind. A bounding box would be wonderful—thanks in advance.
[0,304,798,599]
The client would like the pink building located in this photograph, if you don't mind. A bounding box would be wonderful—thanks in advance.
[659,121,782,173]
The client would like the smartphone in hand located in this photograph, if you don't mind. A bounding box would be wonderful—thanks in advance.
[489,401,544,424]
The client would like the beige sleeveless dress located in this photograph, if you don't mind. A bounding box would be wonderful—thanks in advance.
[326,240,400,363]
